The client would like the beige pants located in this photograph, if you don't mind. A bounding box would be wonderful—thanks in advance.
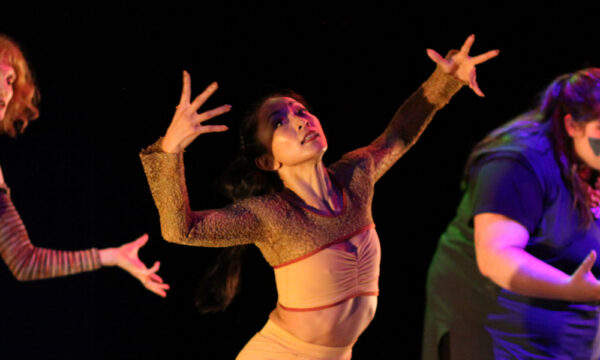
[236,320,353,360]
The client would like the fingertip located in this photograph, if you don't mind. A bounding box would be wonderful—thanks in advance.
[136,234,149,245]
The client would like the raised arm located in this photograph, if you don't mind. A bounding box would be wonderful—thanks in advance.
[140,142,263,247]
[140,72,262,248]
[362,35,499,181]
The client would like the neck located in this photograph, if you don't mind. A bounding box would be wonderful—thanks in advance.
[278,160,341,215]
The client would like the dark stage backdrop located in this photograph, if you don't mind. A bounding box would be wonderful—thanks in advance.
[0,3,597,359]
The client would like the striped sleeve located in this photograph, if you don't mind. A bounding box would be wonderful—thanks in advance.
[0,190,102,281]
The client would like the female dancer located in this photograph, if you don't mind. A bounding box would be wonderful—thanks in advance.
[0,34,168,297]
[141,35,497,358]
[423,68,600,359]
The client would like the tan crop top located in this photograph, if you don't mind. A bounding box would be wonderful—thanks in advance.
[139,67,464,268]
[275,225,380,311]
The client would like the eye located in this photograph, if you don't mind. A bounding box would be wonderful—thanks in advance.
[296,108,308,116]
[272,117,285,128]
[6,75,15,86]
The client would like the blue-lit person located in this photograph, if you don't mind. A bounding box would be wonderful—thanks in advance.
[424,68,600,359]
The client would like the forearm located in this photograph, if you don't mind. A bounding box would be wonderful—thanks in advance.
[388,67,464,145]
[140,139,196,245]
[369,67,465,180]
[0,192,101,281]
[478,245,573,301]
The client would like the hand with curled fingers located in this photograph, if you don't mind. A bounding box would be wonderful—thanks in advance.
[161,71,232,153]
[99,234,170,298]
[426,34,499,97]
[564,250,600,302]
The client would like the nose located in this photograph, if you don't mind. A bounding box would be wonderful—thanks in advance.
[295,117,309,130]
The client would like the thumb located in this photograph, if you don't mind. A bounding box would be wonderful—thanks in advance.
[133,234,149,248]
[147,261,160,274]
[575,250,597,276]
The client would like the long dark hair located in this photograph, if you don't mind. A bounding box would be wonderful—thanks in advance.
[194,90,309,314]
[465,68,600,227]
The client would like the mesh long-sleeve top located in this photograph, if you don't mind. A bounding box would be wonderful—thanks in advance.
[0,179,101,281]
[140,68,464,267]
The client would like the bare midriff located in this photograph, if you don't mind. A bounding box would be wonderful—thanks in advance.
[269,295,378,347]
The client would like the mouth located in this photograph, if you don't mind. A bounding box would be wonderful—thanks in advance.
[301,131,319,145]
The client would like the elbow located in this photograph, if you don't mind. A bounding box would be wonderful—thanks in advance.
[160,226,189,245]
[474,246,496,281]
[7,248,38,281]
[160,228,180,244]
[476,256,493,280]
[9,263,34,282]
[475,246,512,291]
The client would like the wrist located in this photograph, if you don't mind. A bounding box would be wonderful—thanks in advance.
[99,248,118,266]
[161,136,180,154]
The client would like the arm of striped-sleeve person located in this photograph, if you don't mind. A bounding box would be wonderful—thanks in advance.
[0,186,101,281]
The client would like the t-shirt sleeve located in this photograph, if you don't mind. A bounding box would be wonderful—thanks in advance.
[470,156,544,234]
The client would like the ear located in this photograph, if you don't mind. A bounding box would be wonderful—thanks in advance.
[564,114,580,137]
[255,153,280,171]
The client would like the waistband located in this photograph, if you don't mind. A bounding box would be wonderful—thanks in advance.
[254,319,353,359]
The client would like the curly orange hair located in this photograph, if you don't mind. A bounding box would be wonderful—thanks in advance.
[0,34,39,137]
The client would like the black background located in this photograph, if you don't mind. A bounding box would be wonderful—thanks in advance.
[0,2,598,359]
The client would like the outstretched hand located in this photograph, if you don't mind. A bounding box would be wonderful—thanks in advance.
[99,234,170,297]
[161,71,232,153]
[427,34,499,97]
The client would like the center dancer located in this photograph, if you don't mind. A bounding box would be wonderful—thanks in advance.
[141,35,498,359]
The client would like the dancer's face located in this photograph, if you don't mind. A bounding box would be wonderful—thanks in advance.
[255,97,327,170]
[566,116,600,170]
[0,61,15,122]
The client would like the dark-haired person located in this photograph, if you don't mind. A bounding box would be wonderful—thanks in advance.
[423,68,600,359]
[0,34,168,296]
[141,35,497,358]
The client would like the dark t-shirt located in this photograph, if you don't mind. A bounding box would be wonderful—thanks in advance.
[471,156,544,234]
